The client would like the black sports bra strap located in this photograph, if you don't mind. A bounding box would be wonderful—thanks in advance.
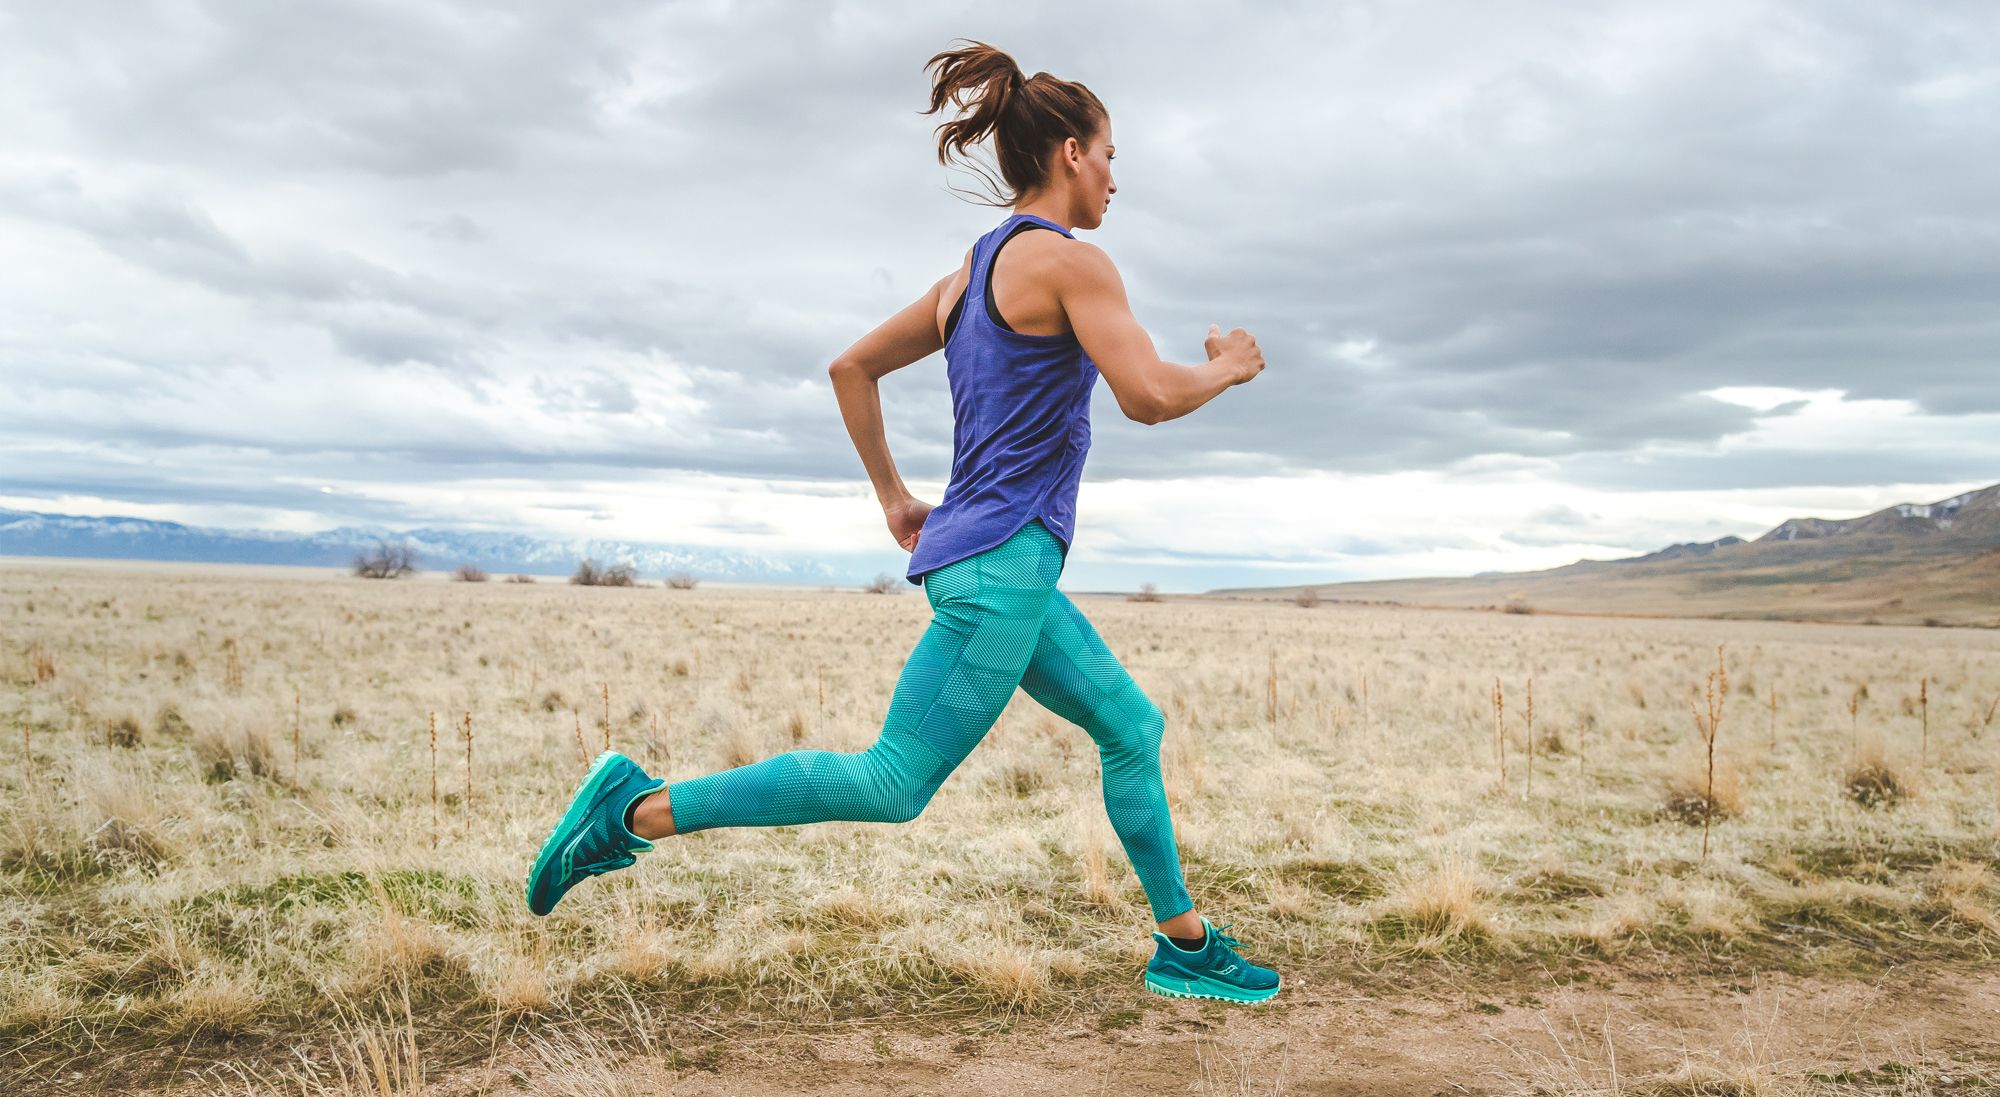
[981,218,1054,334]
[944,214,1071,345]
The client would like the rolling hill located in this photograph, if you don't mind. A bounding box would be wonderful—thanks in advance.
[1209,482,2000,627]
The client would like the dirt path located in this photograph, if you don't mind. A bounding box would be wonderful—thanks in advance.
[418,961,2000,1095]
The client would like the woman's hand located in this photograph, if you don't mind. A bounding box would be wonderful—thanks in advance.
[885,497,933,552]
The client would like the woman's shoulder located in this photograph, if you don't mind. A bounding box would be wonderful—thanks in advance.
[1008,226,1108,279]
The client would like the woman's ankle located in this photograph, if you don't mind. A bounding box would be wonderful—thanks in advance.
[628,789,676,840]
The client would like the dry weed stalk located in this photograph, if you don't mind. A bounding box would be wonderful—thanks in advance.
[1848,686,1863,753]
[428,712,439,848]
[601,682,611,754]
[462,710,474,813]
[1976,694,1999,739]
[572,710,587,766]
[1266,653,1277,726]
[29,643,57,684]
[1491,678,1507,792]
[1525,675,1535,799]
[1920,676,1930,769]
[817,666,825,710]
[222,637,243,693]
[1684,643,1728,859]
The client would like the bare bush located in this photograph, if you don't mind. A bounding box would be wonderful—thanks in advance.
[505,574,536,584]
[104,713,143,749]
[1503,600,1535,614]
[1844,737,1910,808]
[1126,582,1163,603]
[571,559,638,587]
[1658,762,1744,825]
[864,572,899,594]
[1294,587,1321,608]
[352,540,419,579]
[452,565,489,583]
[193,725,279,783]
[665,570,699,590]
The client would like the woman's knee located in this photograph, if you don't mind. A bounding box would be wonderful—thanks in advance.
[1100,691,1165,755]
[866,765,936,824]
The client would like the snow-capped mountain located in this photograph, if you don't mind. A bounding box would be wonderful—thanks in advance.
[0,507,855,585]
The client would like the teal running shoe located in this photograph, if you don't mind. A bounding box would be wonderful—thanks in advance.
[524,750,665,916]
[1143,916,1281,1003]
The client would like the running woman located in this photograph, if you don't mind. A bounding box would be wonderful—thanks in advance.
[525,39,1277,1004]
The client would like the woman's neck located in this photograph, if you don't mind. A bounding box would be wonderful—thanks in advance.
[1012,195,1075,232]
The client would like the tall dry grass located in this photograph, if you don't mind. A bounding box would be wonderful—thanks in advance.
[1,561,1998,1091]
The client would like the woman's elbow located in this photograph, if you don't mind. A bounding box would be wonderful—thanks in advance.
[1121,385,1166,425]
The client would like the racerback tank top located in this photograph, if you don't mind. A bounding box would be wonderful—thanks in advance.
[905,211,1100,586]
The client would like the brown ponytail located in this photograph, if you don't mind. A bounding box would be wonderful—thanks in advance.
[921,39,1107,207]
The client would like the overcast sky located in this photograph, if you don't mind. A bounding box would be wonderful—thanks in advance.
[3,0,1996,591]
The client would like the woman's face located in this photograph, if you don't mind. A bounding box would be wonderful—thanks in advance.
[1073,121,1116,229]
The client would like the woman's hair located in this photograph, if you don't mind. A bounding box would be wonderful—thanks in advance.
[921,40,1107,207]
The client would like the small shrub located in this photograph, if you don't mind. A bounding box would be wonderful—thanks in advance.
[665,571,699,590]
[1658,762,1743,825]
[1503,600,1534,615]
[601,562,638,586]
[1375,855,1493,945]
[105,713,144,749]
[572,559,638,587]
[330,705,358,728]
[352,540,420,579]
[506,573,536,584]
[154,703,193,739]
[193,726,279,784]
[452,565,489,582]
[1126,582,1163,603]
[1844,739,1909,808]
[863,572,899,594]
[537,690,566,713]
[1294,588,1320,608]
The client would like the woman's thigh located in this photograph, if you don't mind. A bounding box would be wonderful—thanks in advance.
[1016,587,1148,734]
[891,518,1066,766]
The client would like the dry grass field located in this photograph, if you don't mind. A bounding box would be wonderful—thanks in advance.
[4,558,2000,1094]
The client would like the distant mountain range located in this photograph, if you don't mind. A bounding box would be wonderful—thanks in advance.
[0,508,852,585]
[1213,482,2000,627]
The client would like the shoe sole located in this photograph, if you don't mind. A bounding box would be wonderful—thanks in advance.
[1143,974,1281,1004]
[524,750,627,916]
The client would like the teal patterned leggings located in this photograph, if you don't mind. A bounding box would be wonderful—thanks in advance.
[663,517,1195,923]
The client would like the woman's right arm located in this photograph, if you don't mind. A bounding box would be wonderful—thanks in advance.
[1056,242,1265,424]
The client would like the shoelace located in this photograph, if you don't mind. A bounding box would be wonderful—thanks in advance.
[1210,922,1244,952]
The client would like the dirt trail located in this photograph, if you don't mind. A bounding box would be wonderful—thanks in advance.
[425,962,2000,1095]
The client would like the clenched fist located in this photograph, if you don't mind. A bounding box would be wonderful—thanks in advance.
[1205,323,1265,385]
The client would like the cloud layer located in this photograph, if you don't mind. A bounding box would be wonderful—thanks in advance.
[2,1,1995,589]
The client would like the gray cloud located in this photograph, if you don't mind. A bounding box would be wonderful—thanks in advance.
[0,0,1995,558]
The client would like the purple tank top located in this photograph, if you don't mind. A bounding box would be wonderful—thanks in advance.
[906,212,1099,586]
